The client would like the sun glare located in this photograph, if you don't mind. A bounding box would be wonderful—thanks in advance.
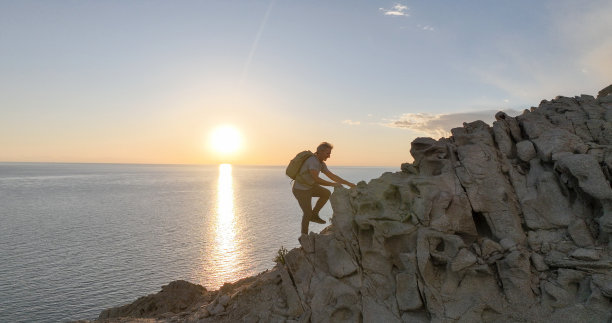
[209,125,243,155]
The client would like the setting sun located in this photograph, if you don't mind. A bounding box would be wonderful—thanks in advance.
[209,125,243,155]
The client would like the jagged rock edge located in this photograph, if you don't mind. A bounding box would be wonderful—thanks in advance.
[87,87,612,323]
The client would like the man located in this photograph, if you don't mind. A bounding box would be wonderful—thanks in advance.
[292,142,356,234]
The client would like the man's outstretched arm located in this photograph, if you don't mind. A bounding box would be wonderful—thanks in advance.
[309,169,341,187]
[322,170,356,188]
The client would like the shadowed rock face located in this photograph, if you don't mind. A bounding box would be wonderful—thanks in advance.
[91,88,612,323]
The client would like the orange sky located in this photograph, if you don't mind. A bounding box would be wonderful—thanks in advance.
[1,1,609,167]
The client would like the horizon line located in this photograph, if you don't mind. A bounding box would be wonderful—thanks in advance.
[0,160,400,168]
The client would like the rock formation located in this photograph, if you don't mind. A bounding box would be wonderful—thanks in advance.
[97,280,210,320]
[89,87,612,322]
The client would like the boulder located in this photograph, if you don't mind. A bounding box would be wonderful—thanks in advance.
[516,140,537,162]
[98,280,208,320]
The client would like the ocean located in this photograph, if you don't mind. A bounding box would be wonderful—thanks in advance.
[0,163,396,322]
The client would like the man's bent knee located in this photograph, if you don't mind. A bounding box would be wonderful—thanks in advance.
[322,189,331,199]
[313,185,331,198]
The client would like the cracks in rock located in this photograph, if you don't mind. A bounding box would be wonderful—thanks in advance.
[472,211,494,240]
[283,264,300,296]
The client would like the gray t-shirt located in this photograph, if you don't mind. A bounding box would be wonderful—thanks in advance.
[293,155,329,190]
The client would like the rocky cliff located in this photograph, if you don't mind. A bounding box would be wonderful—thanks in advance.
[92,87,612,323]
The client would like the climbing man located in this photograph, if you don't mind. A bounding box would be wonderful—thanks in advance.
[292,142,356,234]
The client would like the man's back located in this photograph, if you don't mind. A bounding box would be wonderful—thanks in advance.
[294,155,327,190]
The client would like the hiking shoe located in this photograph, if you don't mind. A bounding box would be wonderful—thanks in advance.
[310,215,326,224]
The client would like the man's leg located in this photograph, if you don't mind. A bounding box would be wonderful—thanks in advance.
[292,188,313,234]
[311,185,331,218]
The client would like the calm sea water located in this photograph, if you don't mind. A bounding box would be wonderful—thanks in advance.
[0,163,396,323]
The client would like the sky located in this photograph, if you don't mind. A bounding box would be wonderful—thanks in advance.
[1,0,610,167]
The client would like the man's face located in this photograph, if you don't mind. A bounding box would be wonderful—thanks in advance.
[319,148,332,161]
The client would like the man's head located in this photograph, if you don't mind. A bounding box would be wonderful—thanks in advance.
[316,142,333,161]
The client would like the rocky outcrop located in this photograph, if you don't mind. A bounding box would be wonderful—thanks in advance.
[91,87,612,322]
[97,280,210,321]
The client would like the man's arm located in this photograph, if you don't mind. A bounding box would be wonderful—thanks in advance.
[309,169,341,187]
[321,169,356,188]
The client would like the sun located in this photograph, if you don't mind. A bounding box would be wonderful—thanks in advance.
[209,125,243,155]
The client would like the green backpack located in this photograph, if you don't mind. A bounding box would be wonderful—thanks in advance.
[286,150,314,181]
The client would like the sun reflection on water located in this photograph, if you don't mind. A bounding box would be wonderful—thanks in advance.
[210,163,241,286]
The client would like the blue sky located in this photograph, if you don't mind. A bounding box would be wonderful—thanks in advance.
[1,1,610,166]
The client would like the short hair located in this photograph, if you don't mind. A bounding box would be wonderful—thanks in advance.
[316,142,333,152]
